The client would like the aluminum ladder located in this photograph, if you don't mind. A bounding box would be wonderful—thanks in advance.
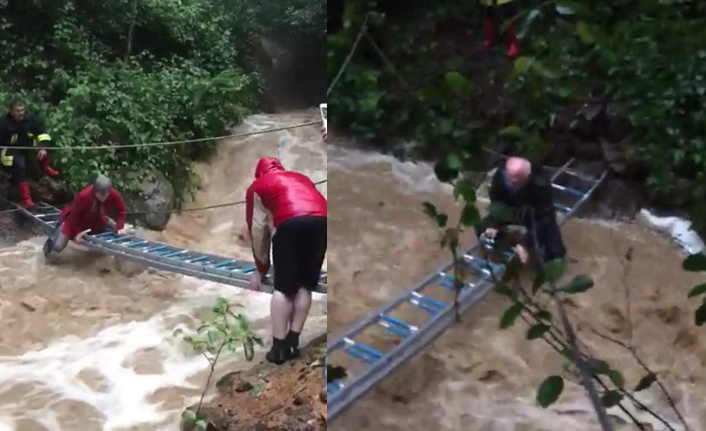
[10,202,326,294]
[326,159,606,421]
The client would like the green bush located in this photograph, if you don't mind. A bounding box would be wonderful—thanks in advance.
[0,0,324,202]
[327,0,706,207]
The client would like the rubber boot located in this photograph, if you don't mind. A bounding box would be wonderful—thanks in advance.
[265,337,289,365]
[506,25,520,58]
[17,181,35,209]
[286,330,301,360]
[484,19,496,48]
[39,155,59,177]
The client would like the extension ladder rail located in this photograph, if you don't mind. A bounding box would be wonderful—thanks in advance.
[326,159,606,421]
[10,202,326,294]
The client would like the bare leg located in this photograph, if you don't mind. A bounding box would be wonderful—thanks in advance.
[270,290,294,340]
[289,287,312,333]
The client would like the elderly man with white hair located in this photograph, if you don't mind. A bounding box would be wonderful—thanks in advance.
[476,156,566,265]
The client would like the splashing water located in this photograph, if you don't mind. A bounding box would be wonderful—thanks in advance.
[0,110,327,431]
[326,145,706,431]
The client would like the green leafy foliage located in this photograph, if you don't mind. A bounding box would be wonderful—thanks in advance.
[1,0,323,200]
[500,303,524,329]
[537,375,564,408]
[601,390,623,408]
[634,373,657,392]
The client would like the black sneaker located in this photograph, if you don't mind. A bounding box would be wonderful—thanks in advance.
[265,346,288,365]
[286,331,301,360]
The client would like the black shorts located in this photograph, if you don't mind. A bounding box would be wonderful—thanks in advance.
[272,215,327,296]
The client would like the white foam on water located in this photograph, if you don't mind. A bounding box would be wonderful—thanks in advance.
[636,209,706,255]
[0,278,278,430]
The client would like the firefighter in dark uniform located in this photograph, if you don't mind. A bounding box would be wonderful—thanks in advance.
[0,100,60,209]
[480,0,520,58]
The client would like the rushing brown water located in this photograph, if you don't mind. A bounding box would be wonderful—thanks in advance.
[0,111,327,431]
[327,145,706,431]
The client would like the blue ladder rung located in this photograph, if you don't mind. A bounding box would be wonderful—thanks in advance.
[378,314,415,338]
[343,338,383,364]
[212,260,235,269]
[466,255,504,274]
[126,240,148,247]
[239,266,256,274]
[146,245,167,253]
[108,236,131,243]
[161,250,187,258]
[187,255,210,264]
[178,254,200,261]
[327,383,342,394]
[438,272,475,291]
[94,232,115,239]
[409,291,446,315]
[552,183,584,198]
[553,202,572,212]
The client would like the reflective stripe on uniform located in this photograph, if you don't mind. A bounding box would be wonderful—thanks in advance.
[479,0,515,5]
[37,133,51,142]
[1,149,13,167]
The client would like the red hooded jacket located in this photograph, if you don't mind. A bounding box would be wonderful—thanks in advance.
[246,157,327,274]
[60,185,127,239]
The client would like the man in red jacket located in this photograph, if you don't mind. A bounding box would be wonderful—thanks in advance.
[246,157,327,365]
[43,175,127,256]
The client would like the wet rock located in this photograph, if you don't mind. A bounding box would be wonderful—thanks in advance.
[318,389,326,403]
[600,138,644,178]
[127,170,174,231]
[217,370,258,394]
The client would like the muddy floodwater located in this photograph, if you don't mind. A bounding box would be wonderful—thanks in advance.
[326,145,706,431]
[0,111,326,431]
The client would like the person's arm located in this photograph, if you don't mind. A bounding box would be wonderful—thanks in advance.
[110,189,127,230]
[245,183,271,276]
[29,116,52,147]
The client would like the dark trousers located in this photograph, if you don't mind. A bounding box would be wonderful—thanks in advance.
[1,152,40,185]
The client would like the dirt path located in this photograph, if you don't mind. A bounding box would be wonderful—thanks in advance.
[189,341,327,431]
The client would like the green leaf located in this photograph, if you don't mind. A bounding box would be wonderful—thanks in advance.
[213,298,228,314]
[695,300,706,326]
[436,214,449,228]
[453,181,476,203]
[687,283,706,298]
[634,373,656,392]
[446,152,464,170]
[601,390,623,408]
[532,272,545,294]
[494,284,518,300]
[434,158,459,183]
[535,309,552,321]
[182,410,197,422]
[195,419,207,431]
[500,303,524,329]
[683,253,706,272]
[536,375,564,408]
[422,202,438,218]
[576,21,596,44]
[460,203,481,227]
[607,369,625,389]
[498,125,526,139]
[444,71,473,96]
[527,323,551,340]
[327,364,348,383]
[514,56,535,75]
[557,275,594,294]
[542,257,568,284]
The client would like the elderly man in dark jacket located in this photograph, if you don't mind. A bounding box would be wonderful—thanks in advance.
[476,157,566,265]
